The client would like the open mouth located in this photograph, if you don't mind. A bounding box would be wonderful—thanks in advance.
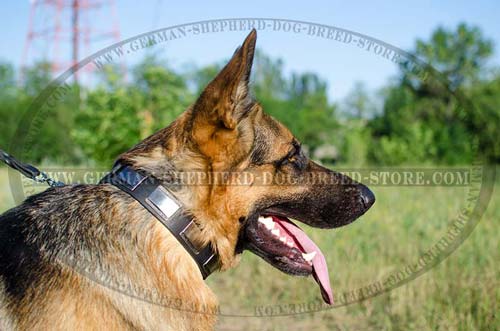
[243,215,334,305]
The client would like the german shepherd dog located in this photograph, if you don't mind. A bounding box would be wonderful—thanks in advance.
[0,30,374,330]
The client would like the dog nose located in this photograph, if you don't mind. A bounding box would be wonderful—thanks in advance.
[359,185,375,209]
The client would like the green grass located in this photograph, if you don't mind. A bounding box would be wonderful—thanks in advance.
[0,167,498,330]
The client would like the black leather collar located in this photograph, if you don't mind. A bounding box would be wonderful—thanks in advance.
[100,163,219,279]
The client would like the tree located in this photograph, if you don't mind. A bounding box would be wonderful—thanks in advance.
[0,62,82,164]
[343,82,377,119]
[369,23,496,164]
[413,23,493,90]
[251,52,339,152]
[0,62,19,153]
[467,73,500,162]
[72,58,193,165]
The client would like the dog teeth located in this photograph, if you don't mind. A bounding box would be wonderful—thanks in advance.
[302,251,317,262]
[258,216,275,230]
[286,240,294,247]
[271,229,280,237]
[280,237,286,243]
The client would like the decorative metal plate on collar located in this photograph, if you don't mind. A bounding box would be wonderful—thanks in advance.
[100,163,219,279]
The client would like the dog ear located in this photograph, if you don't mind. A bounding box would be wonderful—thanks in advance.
[193,29,257,130]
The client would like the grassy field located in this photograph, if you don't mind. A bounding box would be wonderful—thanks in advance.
[0,167,498,330]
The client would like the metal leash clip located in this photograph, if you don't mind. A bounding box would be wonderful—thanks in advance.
[0,149,65,188]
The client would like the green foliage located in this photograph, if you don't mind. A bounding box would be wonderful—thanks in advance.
[0,23,499,166]
[0,62,82,164]
[466,75,500,162]
[72,85,143,165]
[72,57,194,165]
[413,23,493,89]
[369,23,496,165]
[253,51,339,152]
[132,55,193,128]
[0,62,20,152]
[370,121,437,165]
[340,120,370,165]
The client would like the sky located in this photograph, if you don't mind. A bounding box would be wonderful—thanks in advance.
[1,0,499,102]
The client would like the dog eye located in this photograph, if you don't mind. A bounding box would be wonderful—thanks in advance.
[273,141,305,169]
[278,151,295,165]
[279,146,301,166]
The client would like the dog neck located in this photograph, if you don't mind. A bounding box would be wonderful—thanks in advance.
[100,163,219,279]
[116,110,243,272]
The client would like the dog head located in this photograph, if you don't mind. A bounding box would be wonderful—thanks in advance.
[120,29,374,304]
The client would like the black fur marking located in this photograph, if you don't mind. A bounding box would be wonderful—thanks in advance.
[249,129,269,165]
[0,206,43,301]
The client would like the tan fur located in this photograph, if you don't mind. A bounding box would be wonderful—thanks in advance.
[1,29,317,330]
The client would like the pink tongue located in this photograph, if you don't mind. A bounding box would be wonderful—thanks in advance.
[272,217,334,305]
